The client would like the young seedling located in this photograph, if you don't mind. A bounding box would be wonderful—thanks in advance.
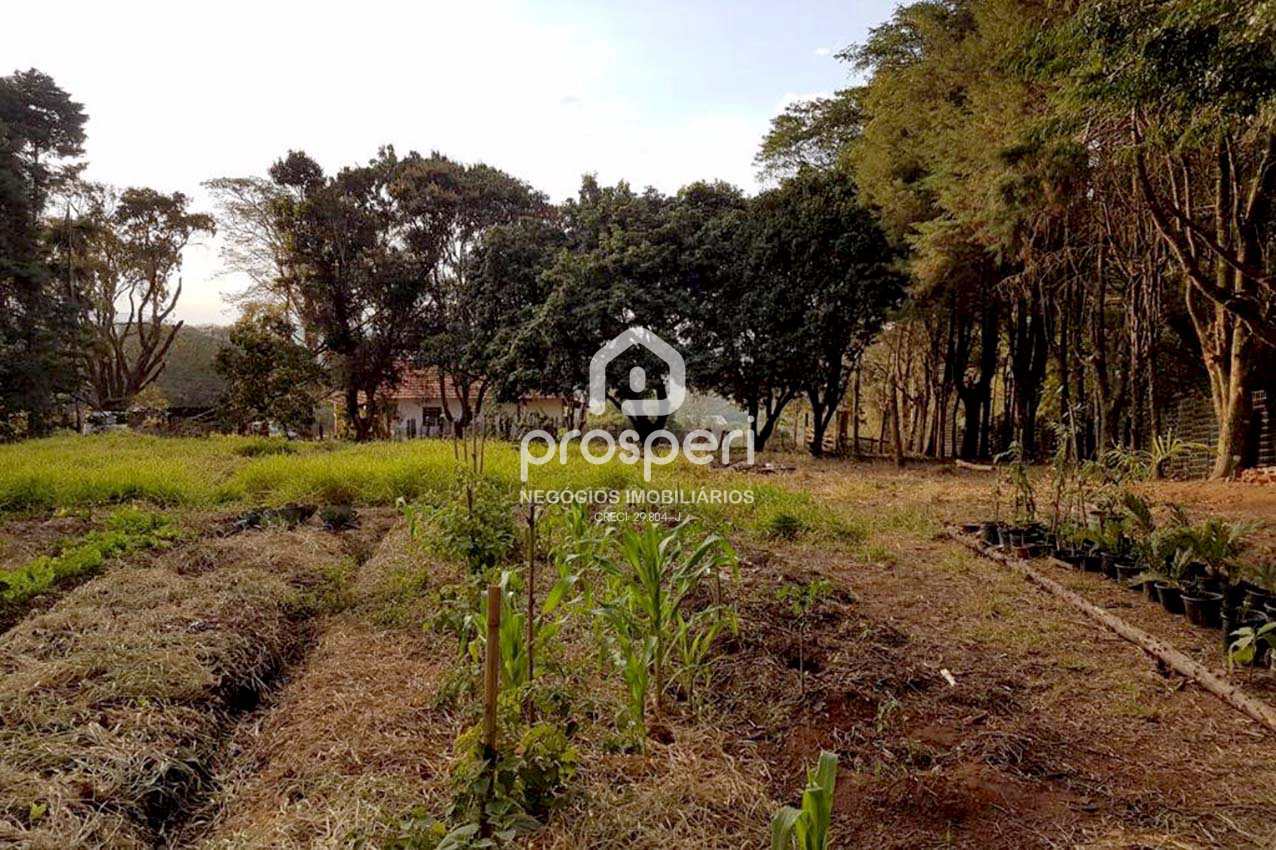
[771,751,838,850]
[776,577,831,697]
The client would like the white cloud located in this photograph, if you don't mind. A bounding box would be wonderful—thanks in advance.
[814,46,833,56]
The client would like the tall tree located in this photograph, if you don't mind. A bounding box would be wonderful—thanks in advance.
[0,69,86,436]
[397,153,550,433]
[203,175,321,348]
[1068,0,1276,476]
[273,148,438,441]
[750,167,904,456]
[58,184,215,410]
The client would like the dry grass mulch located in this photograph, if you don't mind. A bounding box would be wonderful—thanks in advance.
[0,529,348,849]
[188,524,459,849]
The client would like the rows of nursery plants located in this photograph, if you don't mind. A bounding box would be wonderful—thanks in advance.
[972,443,1275,669]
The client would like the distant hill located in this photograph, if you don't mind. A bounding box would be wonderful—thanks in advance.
[150,324,229,409]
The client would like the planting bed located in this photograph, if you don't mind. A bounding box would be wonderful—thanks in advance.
[0,526,359,848]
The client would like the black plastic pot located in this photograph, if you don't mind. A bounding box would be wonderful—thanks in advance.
[1114,562,1142,587]
[1181,590,1223,629]
[961,522,982,535]
[1081,552,1104,573]
[980,522,1000,546]
[1242,588,1275,615]
[1006,527,1028,548]
[1142,579,1159,602]
[1100,553,1118,579]
[1055,546,1082,565]
[1155,582,1185,615]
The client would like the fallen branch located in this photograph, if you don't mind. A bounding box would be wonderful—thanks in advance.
[954,459,995,472]
[948,528,1276,736]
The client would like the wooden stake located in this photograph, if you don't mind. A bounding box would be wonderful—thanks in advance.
[949,529,1276,735]
[526,505,537,691]
[483,584,502,754]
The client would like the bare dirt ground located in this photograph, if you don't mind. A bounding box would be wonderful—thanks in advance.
[730,458,1276,849]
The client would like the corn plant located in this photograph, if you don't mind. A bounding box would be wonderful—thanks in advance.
[548,502,616,610]
[466,571,563,691]
[771,751,838,850]
[672,606,737,712]
[597,519,734,733]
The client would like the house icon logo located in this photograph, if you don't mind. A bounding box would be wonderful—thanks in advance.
[588,326,686,418]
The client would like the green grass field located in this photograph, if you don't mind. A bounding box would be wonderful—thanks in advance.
[0,433,858,542]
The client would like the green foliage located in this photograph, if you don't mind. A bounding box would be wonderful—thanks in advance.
[216,306,325,435]
[0,69,87,436]
[596,519,736,741]
[766,512,808,541]
[771,751,838,850]
[403,476,516,575]
[1228,621,1276,671]
[0,506,178,606]
[233,437,297,458]
[464,571,563,692]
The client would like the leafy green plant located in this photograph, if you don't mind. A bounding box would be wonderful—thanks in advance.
[596,519,735,739]
[390,721,578,849]
[1228,621,1276,671]
[465,571,564,692]
[1249,560,1276,594]
[771,751,838,850]
[0,506,178,606]
[776,578,831,696]
[995,443,1035,525]
[401,475,516,575]
[1183,517,1257,584]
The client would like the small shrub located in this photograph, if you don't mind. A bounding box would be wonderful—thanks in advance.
[767,512,807,541]
[403,477,516,575]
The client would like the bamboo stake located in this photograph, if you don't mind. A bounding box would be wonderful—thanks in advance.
[526,505,537,697]
[483,584,502,753]
[949,529,1276,735]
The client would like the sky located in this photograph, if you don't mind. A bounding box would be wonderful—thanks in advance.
[3,0,898,324]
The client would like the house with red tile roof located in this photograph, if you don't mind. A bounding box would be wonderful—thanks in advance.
[330,366,572,438]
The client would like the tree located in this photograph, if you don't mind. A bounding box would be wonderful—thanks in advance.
[396,153,551,434]
[0,69,86,436]
[215,305,325,434]
[680,182,803,450]
[203,175,321,348]
[59,184,215,410]
[1066,0,1276,477]
[750,167,904,456]
[273,147,438,441]
[518,176,693,438]
[755,89,864,182]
